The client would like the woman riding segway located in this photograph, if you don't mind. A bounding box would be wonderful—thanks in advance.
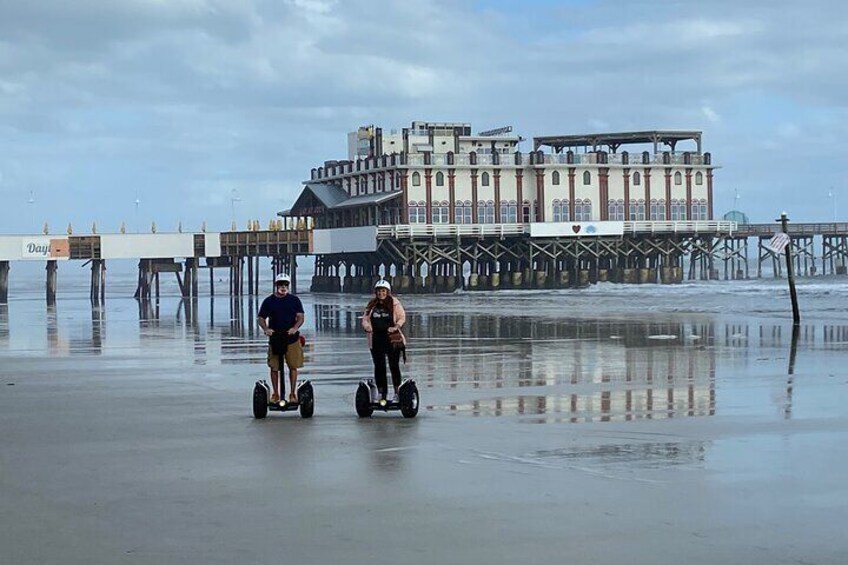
[361,279,406,403]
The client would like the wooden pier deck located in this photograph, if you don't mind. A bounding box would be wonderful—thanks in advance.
[1,221,846,302]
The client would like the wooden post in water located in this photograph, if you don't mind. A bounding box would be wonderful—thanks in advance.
[46,260,58,305]
[191,258,198,298]
[90,259,100,302]
[0,261,9,304]
[778,212,801,325]
[291,255,298,294]
[247,254,254,296]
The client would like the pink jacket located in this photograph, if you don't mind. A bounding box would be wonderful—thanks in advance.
[361,297,407,349]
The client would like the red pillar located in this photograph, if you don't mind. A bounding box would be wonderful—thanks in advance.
[535,171,545,222]
[471,170,478,223]
[644,168,652,208]
[400,173,409,224]
[664,168,672,220]
[425,169,433,223]
[623,168,631,220]
[515,171,524,222]
[494,169,501,222]
[568,168,576,221]
[599,168,609,221]
[685,168,693,220]
[448,170,456,223]
[707,170,714,220]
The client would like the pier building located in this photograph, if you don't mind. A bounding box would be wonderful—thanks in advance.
[288,122,724,292]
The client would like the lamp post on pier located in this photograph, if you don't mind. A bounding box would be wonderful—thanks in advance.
[828,187,837,222]
[230,188,241,231]
[134,191,141,233]
[27,190,35,233]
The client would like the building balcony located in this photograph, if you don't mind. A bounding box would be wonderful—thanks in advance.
[310,150,712,180]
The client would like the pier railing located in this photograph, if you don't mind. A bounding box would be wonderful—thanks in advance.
[736,222,848,237]
[377,221,737,239]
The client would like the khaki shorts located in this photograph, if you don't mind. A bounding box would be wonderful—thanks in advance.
[267,340,304,371]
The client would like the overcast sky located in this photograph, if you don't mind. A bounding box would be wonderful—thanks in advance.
[1,0,847,234]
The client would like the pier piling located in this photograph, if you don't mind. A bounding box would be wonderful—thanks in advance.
[0,261,9,304]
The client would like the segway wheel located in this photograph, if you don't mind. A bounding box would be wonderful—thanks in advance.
[399,381,419,419]
[355,383,373,418]
[298,383,314,419]
[252,383,268,419]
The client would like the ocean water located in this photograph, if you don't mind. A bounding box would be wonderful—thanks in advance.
[2,262,848,564]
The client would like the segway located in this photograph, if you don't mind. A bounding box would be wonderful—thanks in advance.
[355,378,419,418]
[253,380,314,419]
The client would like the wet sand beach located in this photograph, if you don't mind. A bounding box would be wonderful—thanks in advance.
[2,276,848,564]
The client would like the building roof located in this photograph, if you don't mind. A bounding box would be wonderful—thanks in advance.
[279,183,349,216]
[280,183,402,216]
[330,191,402,210]
[533,130,702,152]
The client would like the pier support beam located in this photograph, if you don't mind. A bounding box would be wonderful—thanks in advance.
[90,259,106,303]
[46,260,58,305]
[0,261,9,304]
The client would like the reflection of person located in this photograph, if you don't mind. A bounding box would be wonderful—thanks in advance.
[258,273,304,406]
[361,280,406,402]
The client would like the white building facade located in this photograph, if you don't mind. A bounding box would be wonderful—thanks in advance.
[290,122,715,228]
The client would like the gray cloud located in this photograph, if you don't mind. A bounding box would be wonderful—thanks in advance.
[1,0,847,232]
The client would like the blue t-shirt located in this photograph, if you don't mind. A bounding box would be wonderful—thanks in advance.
[258,294,304,332]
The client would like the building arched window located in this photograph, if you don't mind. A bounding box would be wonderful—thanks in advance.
[481,172,490,187]
[629,199,646,220]
[674,171,682,185]
[633,171,641,186]
[499,200,518,223]
[695,171,703,185]
[575,199,592,221]
[408,200,427,223]
[455,200,473,224]
[691,198,708,220]
[650,199,666,220]
[477,200,495,223]
[608,199,625,221]
[583,171,591,185]
[552,199,570,222]
[435,172,445,187]
[670,199,687,221]
[552,171,561,186]
[412,172,421,187]
[433,200,450,223]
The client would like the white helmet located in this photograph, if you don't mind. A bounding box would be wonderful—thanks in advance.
[275,273,291,284]
[374,279,391,291]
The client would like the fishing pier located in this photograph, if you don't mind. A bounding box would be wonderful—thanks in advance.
[1,220,846,303]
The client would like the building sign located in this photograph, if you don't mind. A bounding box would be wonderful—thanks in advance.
[21,237,70,260]
[766,233,790,254]
[478,126,513,137]
[529,222,625,238]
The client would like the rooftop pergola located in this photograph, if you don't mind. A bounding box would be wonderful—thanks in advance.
[533,130,703,154]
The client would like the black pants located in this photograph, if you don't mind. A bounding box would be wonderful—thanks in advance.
[370,335,402,397]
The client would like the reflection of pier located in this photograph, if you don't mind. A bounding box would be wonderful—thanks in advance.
[313,305,846,424]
